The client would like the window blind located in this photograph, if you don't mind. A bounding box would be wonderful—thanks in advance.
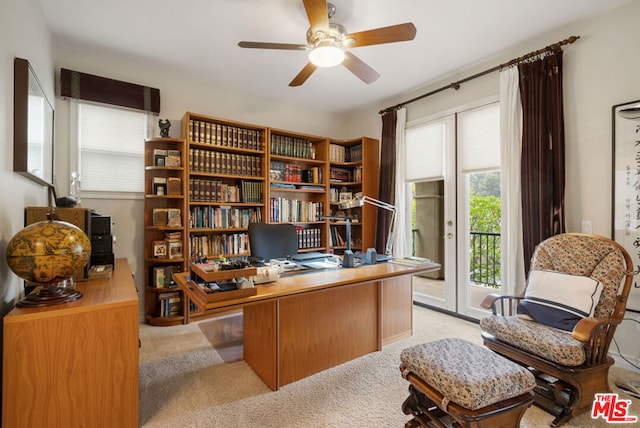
[405,120,446,181]
[78,103,147,192]
[458,102,500,173]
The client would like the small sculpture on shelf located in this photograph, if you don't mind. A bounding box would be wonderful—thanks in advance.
[158,119,171,137]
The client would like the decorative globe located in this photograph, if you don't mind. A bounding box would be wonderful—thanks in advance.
[6,219,91,285]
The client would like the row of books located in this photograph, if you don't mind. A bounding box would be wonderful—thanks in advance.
[270,161,323,184]
[152,149,181,167]
[296,227,322,249]
[329,143,363,163]
[241,180,263,203]
[329,225,347,247]
[189,179,262,203]
[329,167,352,182]
[189,206,262,229]
[269,198,324,223]
[190,232,251,258]
[152,208,182,227]
[189,148,262,177]
[152,177,182,196]
[156,291,181,317]
[188,119,263,151]
[270,134,316,159]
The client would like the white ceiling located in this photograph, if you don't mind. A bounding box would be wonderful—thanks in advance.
[39,0,630,113]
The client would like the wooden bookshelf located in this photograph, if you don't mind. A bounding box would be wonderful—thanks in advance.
[158,112,380,325]
[328,137,380,254]
[143,137,188,326]
[267,128,329,253]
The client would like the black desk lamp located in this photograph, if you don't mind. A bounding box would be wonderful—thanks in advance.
[321,215,355,268]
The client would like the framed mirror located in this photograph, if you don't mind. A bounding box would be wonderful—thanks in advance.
[612,98,640,312]
[14,57,54,186]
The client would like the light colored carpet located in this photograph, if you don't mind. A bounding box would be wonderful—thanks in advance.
[139,305,640,427]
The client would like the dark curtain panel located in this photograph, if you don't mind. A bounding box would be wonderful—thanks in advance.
[60,68,160,114]
[519,50,566,275]
[376,110,397,253]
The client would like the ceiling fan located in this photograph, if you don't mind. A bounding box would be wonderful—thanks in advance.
[238,0,417,87]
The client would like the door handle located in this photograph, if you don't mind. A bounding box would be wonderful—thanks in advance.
[447,233,453,239]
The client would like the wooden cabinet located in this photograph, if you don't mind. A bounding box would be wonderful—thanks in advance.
[144,137,188,325]
[2,258,139,428]
[328,137,380,254]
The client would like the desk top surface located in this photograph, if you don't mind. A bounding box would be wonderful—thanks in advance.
[176,260,440,311]
[5,258,138,322]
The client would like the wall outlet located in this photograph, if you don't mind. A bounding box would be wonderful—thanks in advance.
[581,220,592,234]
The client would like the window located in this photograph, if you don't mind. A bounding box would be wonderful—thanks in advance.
[71,101,150,195]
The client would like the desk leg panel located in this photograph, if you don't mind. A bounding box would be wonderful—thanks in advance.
[381,275,413,345]
[244,301,278,390]
[277,281,379,387]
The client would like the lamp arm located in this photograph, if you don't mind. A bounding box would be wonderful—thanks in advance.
[360,195,397,213]
[385,209,396,256]
[358,195,397,256]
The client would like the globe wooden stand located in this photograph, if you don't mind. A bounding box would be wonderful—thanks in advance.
[17,280,83,308]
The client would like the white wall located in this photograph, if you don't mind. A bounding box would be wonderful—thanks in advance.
[347,0,640,372]
[0,0,53,316]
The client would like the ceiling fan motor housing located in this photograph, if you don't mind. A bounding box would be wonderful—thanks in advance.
[306,22,349,49]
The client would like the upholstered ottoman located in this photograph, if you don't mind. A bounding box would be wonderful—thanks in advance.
[400,338,536,428]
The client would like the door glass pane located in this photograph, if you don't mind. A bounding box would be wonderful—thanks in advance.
[412,180,446,302]
[467,171,501,310]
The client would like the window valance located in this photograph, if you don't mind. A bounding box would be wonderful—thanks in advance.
[60,68,160,114]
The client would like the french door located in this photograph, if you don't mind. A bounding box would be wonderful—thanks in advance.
[407,100,501,320]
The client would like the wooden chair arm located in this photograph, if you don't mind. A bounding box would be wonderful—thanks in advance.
[481,294,525,315]
[480,293,501,309]
[571,316,622,342]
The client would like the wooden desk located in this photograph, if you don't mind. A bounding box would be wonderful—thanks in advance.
[175,261,440,390]
[2,259,139,428]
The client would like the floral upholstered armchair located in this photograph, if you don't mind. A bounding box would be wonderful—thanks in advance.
[480,233,634,427]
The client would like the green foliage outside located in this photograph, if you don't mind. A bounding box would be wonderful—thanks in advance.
[469,172,501,288]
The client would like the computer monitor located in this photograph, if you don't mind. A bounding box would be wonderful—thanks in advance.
[248,223,298,261]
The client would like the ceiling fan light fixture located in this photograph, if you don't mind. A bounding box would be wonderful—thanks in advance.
[309,43,345,68]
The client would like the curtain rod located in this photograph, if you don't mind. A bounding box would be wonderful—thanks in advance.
[379,35,580,115]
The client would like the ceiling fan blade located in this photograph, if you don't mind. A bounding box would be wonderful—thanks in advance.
[342,52,380,84]
[345,23,417,48]
[238,41,308,51]
[289,62,318,87]
[303,0,329,31]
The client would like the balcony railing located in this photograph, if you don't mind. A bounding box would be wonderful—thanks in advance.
[470,231,500,288]
[411,229,500,288]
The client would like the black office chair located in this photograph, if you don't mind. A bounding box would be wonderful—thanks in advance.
[248,223,298,261]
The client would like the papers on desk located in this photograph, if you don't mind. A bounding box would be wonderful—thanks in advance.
[301,260,341,269]
[389,256,435,267]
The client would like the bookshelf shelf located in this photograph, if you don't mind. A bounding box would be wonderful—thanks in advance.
[190,227,249,233]
[145,165,184,171]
